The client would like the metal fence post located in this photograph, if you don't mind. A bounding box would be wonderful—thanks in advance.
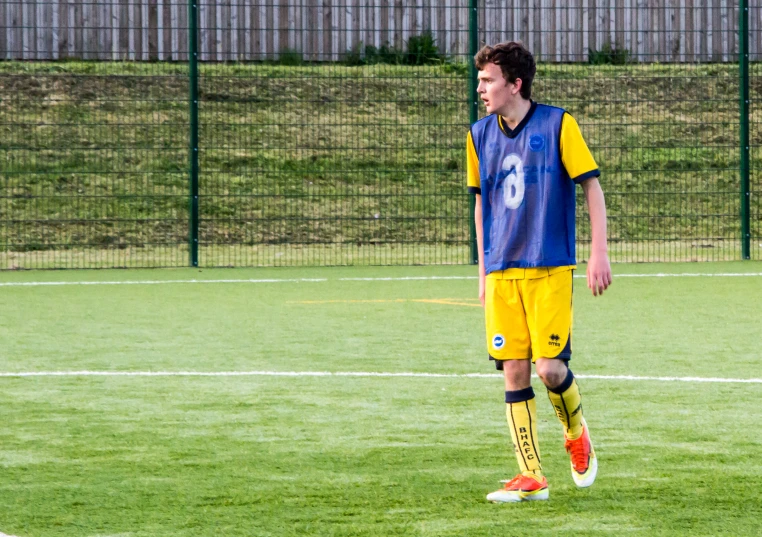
[468,0,479,265]
[739,0,750,260]
[188,0,200,267]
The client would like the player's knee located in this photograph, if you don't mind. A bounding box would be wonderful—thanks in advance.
[535,359,568,389]
[502,359,532,389]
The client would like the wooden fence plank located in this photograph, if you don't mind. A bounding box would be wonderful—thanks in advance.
[19,2,34,60]
[752,3,760,58]
[110,0,118,60]
[3,1,11,59]
[588,0,597,55]
[97,0,104,60]
[433,1,442,51]
[22,0,32,60]
[199,0,207,60]
[148,0,157,60]
[683,0,692,60]
[252,0,260,60]
[37,0,48,60]
[171,0,179,60]
[162,0,171,60]
[114,0,124,60]
[266,0,275,60]
[36,0,45,59]
[48,0,57,59]
[222,0,230,61]
[58,0,69,59]
[712,0,721,61]
[94,0,101,59]
[0,0,6,59]
[322,0,331,60]
[637,0,647,60]
[725,0,732,57]
[8,0,14,58]
[352,0,360,51]
[100,0,109,60]
[18,0,26,59]
[450,0,456,54]
[279,0,288,56]
[698,0,707,59]
[557,0,564,61]
[141,0,148,60]
[599,0,608,51]
[82,0,91,59]
[652,0,660,61]
[402,0,409,49]
[371,0,382,47]
[549,0,558,61]
[339,0,347,57]
[178,0,187,60]
[127,0,134,59]
[213,0,221,61]
[363,0,371,48]
[669,0,678,61]
[239,0,247,60]
[392,0,401,49]
[308,0,317,60]
[229,0,237,58]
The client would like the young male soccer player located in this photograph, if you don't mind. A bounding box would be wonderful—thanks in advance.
[466,42,612,503]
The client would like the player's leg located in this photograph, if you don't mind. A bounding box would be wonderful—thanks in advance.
[526,269,597,488]
[484,277,548,503]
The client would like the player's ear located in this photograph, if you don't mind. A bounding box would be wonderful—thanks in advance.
[512,78,523,95]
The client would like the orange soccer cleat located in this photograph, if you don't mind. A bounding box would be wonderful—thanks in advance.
[565,418,598,488]
[486,474,549,503]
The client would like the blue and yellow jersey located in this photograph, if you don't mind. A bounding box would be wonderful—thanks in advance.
[467,102,599,276]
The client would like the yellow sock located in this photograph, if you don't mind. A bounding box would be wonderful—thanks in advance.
[505,387,542,478]
[547,369,584,440]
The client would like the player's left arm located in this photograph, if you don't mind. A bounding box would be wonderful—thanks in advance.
[581,178,612,296]
[560,113,612,296]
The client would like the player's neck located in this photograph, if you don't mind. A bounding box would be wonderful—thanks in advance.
[499,99,533,130]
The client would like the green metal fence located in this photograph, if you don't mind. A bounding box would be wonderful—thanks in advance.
[0,1,759,269]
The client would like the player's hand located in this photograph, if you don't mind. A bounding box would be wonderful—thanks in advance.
[479,274,486,307]
[587,251,612,296]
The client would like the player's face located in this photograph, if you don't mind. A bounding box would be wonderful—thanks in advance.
[477,62,519,115]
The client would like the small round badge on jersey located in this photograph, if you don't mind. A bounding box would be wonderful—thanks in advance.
[492,334,506,350]
[529,134,545,152]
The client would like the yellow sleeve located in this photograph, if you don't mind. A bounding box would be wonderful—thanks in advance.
[466,131,480,193]
[560,113,600,184]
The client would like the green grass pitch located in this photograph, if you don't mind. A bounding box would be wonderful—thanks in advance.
[1,262,761,536]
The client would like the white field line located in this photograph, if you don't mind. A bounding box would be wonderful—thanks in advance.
[0,278,329,287]
[1,272,762,287]
[0,370,760,384]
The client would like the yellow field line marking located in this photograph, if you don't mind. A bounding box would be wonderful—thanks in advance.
[413,299,481,307]
[289,298,481,307]
[292,299,408,304]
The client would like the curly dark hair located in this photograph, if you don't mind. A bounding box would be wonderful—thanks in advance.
[474,41,536,100]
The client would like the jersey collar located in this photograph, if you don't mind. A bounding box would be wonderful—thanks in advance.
[497,100,538,139]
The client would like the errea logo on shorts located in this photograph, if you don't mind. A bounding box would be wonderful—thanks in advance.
[492,334,506,350]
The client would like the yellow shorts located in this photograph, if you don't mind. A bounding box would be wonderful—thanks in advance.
[484,267,573,362]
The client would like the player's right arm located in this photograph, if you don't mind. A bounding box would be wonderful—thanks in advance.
[467,131,486,307]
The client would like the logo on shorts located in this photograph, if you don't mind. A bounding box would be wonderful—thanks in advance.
[549,333,561,347]
[529,134,545,152]
[492,334,505,350]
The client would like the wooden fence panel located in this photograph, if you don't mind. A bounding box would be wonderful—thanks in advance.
[0,0,750,62]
